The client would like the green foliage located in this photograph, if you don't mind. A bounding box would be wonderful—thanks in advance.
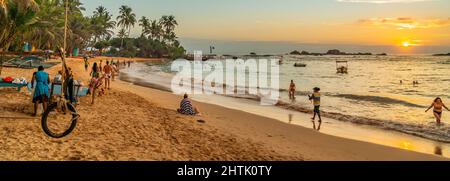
[0,1,185,59]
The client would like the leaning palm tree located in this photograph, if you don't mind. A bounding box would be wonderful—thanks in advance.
[116,5,136,48]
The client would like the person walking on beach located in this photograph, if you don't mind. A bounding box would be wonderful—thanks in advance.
[177,93,200,115]
[289,80,296,100]
[127,61,131,68]
[103,61,113,89]
[426,97,450,125]
[99,60,103,72]
[308,87,322,122]
[31,66,50,116]
[83,55,89,71]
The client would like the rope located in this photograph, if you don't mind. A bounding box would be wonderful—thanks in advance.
[0,116,38,120]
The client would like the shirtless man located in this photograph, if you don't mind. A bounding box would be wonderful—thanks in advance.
[103,61,113,89]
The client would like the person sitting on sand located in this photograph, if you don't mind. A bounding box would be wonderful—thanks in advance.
[308,87,322,122]
[103,61,113,89]
[289,80,296,100]
[426,97,450,125]
[177,94,200,115]
[31,66,51,116]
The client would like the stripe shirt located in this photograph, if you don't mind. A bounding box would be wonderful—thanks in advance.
[180,98,196,115]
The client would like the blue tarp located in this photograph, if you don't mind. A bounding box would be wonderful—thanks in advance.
[27,83,89,97]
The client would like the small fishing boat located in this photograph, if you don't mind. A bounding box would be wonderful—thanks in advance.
[294,63,307,67]
[336,61,348,74]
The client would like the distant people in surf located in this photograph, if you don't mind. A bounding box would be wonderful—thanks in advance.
[289,80,296,100]
[426,97,449,125]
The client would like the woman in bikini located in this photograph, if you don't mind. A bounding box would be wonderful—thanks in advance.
[426,97,450,124]
[289,80,296,100]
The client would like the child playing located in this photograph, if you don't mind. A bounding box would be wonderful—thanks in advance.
[308,87,321,122]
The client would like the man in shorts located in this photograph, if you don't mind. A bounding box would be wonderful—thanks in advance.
[103,61,113,89]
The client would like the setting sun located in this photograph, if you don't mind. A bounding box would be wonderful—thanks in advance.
[402,41,410,47]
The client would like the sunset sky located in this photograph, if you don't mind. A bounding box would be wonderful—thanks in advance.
[81,0,450,54]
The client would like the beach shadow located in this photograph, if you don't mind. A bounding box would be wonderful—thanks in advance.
[312,121,322,131]
[434,145,443,156]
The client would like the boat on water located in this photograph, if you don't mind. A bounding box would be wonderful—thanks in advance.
[336,61,349,74]
[185,54,215,61]
[293,63,307,67]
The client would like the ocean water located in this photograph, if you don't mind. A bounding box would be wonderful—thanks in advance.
[121,55,450,143]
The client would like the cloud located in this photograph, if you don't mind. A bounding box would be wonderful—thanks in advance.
[337,0,435,3]
[358,17,450,29]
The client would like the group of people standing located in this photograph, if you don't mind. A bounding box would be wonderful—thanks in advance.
[87,59,129,104]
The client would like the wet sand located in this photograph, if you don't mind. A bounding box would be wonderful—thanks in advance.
[0,56,446,160]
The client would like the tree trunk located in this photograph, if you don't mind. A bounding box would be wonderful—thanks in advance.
[0,51,3,76]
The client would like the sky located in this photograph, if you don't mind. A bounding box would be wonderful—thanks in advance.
[80,0,450,54]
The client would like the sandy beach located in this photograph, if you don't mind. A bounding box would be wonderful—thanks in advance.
[0,57,446,161]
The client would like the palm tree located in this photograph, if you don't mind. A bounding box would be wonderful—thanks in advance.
[149,19,162,41]
[117,28,127,40]
[91,6,115,46]
[159,15,178,44]
[0,0,38,15]
[139,16,150,38]
[116,5,136,48]
[0,0,39,50]
[22,0,64,50]
[93,5,106,17]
